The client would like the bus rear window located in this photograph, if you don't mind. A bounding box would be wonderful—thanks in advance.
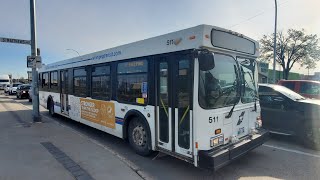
[211,29,255,55]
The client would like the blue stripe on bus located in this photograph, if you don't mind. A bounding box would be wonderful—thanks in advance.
[116,117,124,125]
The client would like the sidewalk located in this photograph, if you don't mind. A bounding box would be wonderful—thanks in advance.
[0,94,143,180]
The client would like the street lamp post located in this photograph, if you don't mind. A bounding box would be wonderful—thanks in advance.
[66,48,80,57]
[273,0,278,83]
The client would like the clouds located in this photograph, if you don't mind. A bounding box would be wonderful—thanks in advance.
[0,0,319,77]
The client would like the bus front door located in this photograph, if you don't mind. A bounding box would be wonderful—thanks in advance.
[60,70,69,115]
[156,54,193,158]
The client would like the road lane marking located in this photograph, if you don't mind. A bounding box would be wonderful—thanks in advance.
[263,144,320,158]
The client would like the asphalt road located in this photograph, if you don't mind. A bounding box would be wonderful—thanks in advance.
[3,93,320,180]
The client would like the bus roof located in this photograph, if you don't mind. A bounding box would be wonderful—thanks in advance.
[41,24,259,72]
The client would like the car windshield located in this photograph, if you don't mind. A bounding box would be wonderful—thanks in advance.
[20,85,31,89]
[274,85,306,100]
[238,57,258,103]
[13,84,20,87]
[199,53,239,109]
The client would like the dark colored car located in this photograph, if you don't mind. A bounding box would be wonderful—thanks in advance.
[16,84,31,99]
[258,84,320,148]
[278,80,320,99]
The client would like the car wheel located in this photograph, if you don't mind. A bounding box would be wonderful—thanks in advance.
[48,100,55,117]
[128,117,152,156]
[16,95,19,98]
[302,124,320,150]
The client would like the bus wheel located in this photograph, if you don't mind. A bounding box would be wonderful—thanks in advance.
[48,100,55,117]
[128,117,152,156]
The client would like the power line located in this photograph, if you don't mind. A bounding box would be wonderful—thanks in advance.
[226,0,290,29]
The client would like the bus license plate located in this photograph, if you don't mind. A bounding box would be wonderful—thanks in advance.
[238,127,245,135]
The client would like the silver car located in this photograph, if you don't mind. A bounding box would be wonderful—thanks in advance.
[9,83,22,95]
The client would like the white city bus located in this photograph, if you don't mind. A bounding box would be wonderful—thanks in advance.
[39,25,268,169]
[0,74,10,90]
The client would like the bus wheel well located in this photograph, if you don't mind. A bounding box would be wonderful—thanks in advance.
[123,110,150,142]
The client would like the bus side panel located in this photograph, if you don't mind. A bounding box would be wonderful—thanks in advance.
[39,91,61,111]
[66,95,155,148]
[39,91,156,149]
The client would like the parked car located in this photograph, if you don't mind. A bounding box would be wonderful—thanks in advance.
[4,84,11,93]
[278,80,320,99]
[28,86,32,102]
[8,83,22,95]
[16,84,31,99]
[258,84,320,149]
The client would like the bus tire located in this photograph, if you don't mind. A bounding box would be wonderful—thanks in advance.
[48,99,55,117]
[128,117,152,156]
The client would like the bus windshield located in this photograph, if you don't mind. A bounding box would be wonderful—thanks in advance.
[238,57,258,103]
[199,54,240,109]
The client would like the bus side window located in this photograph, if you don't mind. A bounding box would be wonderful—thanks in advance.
[42,72,49,89]
[117,59,148,104]
[91,65,111,100]
[50,71,58,92]
[73,68,87,97]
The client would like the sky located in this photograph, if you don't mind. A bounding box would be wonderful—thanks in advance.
[0,0,319,78]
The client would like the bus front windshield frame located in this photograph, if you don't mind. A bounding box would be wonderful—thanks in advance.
[198,53,240,109]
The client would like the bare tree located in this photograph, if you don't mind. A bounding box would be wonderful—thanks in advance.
[260,29,320,79]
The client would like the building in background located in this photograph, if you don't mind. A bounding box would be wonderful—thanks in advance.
[301,72,320,81]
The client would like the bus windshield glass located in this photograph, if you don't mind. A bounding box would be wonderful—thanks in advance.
[199,54,239,109]
[238,57,258,103]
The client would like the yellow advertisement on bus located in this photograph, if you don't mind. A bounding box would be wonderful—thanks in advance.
[80,98,115,129]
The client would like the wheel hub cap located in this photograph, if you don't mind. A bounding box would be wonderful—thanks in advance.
[132,126,146,146]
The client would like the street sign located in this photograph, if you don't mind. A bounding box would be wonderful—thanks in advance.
[27,55,42,68]
[27,56,35,68]
[0,37,31,45]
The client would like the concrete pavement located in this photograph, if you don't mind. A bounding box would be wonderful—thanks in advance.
[0,94,144,180]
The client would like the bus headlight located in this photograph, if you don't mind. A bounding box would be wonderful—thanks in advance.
[210,135,224,147]
[255,116,262,128]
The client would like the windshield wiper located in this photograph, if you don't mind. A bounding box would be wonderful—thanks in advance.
[225,65,240,118]
[225,95,240,118]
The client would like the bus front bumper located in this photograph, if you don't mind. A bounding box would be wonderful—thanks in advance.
[198,129,269,170]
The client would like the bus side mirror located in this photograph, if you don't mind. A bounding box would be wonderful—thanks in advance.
[199,51,215,71]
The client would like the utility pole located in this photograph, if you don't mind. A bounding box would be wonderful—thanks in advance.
[30,0,41,122]
[272,0,278,83]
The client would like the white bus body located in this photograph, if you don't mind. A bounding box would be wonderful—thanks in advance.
[0,74,10,89]
[39,25,268,169]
